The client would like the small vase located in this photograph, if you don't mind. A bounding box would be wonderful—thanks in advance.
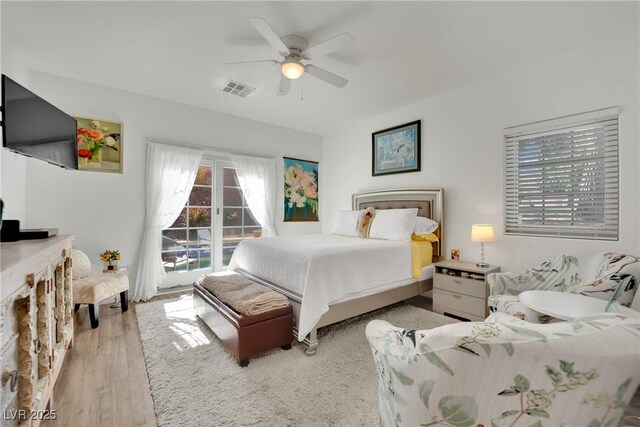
[90,146,103,163]
[107,264,116,271]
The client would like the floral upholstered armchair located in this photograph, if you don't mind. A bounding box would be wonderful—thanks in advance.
[365,312,640,427]
[487,253,640,323]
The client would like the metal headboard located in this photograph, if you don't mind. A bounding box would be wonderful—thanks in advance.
[352,188,444,258]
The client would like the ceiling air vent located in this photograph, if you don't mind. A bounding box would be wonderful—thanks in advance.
[222,80,255,98]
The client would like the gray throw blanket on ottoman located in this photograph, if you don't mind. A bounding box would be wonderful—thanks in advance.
[199,272,289,316]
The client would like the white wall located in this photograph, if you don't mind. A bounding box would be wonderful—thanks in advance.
[322,39,640,272]
[24,71,322,283]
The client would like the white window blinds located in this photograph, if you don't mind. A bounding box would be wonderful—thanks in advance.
[504,107,619,240]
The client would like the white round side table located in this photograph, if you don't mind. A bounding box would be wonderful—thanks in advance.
[519,290,640,321]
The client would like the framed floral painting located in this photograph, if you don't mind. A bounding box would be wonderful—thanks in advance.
[284,157,318,222]
[74,116,123,173]
[372,120,420,176]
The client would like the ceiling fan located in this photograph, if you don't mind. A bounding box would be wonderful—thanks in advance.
[225,18,355,96]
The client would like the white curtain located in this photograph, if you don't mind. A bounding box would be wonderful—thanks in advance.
[231,154,278,237]
[133,142,203,302]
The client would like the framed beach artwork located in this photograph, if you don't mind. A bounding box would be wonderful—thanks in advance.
[75,116,123,173]
[284,157,319,222]
[372,120,421,176]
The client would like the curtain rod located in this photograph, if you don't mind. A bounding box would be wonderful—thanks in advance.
[144,138,272,160]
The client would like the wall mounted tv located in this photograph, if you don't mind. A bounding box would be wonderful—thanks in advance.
[1,74,78,169]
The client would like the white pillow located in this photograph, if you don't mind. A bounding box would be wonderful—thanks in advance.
[369,208,419,241]
[71,249,92,279]
[332,210,359,237]
[414,216,439,235]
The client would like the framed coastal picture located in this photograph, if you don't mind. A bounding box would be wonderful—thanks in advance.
[372,120,420,176]
[284,157,319,222]
[74,116,123,173]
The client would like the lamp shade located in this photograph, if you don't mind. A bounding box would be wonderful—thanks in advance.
[281,60,305,80]
[470,224,495,243]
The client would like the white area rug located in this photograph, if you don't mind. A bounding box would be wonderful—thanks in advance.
[135,295,457,426]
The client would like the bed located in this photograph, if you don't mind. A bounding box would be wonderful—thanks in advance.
[228,188,444,355]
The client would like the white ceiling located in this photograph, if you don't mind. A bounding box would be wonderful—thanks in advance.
[2,1,637,136]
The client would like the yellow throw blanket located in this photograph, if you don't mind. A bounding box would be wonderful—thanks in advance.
[410,240,434,278]
[200,273,289,316]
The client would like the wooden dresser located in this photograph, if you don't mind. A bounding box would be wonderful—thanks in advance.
[0,235,74,426]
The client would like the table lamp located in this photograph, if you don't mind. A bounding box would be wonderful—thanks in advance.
[470,224,494,268]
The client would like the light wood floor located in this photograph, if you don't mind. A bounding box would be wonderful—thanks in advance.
[42,293,183,427]
[44,293,640,427]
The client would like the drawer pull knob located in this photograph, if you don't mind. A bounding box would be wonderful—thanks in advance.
[453,294,462,299]
[2,369,18,392]
[34,338,42,354]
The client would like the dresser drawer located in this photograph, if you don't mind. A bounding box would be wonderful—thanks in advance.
[433,288,486,318]
[434,273,486,299]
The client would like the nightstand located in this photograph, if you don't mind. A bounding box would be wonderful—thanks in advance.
[432,260,500,321]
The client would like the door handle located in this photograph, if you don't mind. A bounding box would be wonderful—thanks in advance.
[2,369,18,392]
[34,338,42,354]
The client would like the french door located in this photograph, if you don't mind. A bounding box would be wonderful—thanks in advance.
[159,159,261,289]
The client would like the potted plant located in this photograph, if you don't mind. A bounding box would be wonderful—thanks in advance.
[100,249,121,271]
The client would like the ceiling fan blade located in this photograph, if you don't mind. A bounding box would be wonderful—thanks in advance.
[249,18,290,56]
[278,76,291,96]
[304,33,355,59]
[305,65,348,88]
[224,60,280,67]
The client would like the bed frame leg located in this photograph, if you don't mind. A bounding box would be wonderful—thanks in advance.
[304,328,318,356]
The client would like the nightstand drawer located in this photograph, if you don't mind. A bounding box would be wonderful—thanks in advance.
[433,289,485,318]
[435,274,485,299]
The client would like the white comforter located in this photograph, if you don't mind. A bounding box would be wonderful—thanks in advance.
[227,233,413,340]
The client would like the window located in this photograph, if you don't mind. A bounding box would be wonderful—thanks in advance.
[222,167,261,266]
[504,108,619,240]
[162,164,213,273]
[161,161,262,282]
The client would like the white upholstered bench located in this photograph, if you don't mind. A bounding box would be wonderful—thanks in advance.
[71,249,129,328]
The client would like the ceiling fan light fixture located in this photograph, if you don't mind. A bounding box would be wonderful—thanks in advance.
[281,59,305,80]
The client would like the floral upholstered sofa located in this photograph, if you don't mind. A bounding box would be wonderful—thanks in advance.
[487,253,640,323]
[365,312,640,427]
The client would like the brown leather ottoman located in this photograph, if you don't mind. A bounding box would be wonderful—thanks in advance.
[193,282,293,367]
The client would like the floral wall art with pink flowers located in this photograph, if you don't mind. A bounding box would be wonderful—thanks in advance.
[74,116,123,173]
[283,157,319,222]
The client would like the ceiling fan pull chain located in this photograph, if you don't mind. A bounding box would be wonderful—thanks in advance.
[301,77,304,101]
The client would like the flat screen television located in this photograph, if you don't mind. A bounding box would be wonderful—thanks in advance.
[1,74,78,169]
